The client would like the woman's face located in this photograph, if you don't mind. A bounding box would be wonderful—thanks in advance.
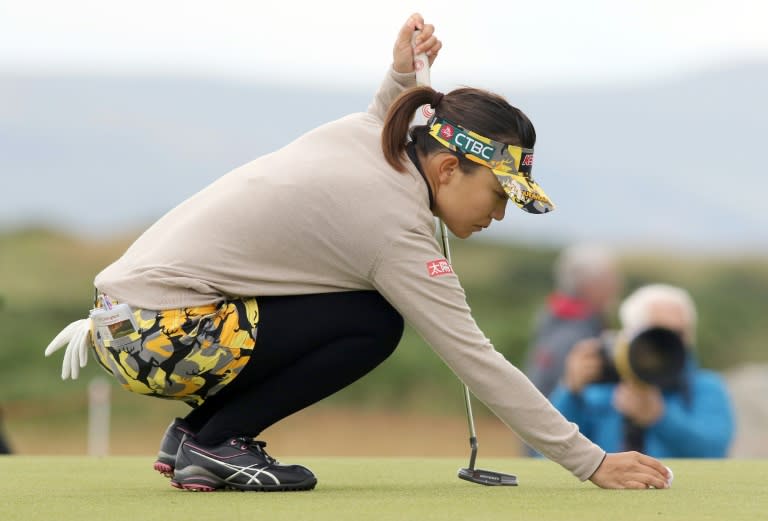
[434,164,509,239]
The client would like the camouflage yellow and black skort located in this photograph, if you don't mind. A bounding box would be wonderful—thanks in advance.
[89,295,258,406]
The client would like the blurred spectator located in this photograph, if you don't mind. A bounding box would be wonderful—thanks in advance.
[0,297,11,454]
[549,284,735,457]
[524,243,622,398]
[0,407,11,454]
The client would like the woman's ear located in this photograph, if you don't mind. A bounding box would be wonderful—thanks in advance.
[435,154,459,186]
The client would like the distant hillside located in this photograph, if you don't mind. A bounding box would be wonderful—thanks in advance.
[1,62,767,253]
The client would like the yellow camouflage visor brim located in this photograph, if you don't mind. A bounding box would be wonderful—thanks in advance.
[427,116,555,214]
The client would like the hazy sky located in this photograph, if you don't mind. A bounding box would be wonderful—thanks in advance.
[2,0,767,88]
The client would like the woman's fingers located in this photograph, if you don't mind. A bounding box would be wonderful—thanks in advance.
[393,14,441,72]
[397,12,424,45]
[638,452,672,481]
[591,452,671,489]
[415,33,440,55]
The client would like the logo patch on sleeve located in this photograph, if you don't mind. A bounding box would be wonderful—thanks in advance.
[426,259,453,277]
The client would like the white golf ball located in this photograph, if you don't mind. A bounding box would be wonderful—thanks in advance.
[666,466,674,487]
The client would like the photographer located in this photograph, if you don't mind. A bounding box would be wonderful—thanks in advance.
[549,284,734,457]
[524,243,622,398]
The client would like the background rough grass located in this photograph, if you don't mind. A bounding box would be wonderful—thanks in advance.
[1,457,765,521]
[3,229,767,460]
[2,229,767,408]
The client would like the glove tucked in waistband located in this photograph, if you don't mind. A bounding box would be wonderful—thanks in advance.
[44,318,92,380]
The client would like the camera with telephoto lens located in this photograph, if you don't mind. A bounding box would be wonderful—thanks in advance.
[594,327,687,388]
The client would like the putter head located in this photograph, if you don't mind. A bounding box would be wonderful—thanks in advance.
[458,467,518,486]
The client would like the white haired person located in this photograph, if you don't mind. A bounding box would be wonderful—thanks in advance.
[550,284,734,457]
[524,243,623,398]
[43,13,671,491]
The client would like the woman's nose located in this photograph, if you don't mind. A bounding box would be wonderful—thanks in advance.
[492,198,507,221]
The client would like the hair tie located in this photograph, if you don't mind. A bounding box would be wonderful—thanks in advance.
[430,91,444,110]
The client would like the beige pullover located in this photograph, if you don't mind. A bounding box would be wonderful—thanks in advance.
[95,67,605,480]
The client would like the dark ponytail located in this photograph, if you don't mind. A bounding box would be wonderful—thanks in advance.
[381,85,537,173]
[381,86,436,172]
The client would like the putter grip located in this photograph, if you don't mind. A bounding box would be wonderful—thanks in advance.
[412,30,431,87]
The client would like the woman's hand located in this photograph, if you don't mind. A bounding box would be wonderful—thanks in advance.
[392,13,442,74]
[589,452,672,489]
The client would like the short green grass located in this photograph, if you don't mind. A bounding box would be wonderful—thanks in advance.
[1,457,764,521]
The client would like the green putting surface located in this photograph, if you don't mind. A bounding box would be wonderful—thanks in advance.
[1,457,765,521]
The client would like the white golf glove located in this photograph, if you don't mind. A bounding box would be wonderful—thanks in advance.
[44,318,92,380]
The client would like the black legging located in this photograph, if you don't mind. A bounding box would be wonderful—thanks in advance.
[184,291,404,445]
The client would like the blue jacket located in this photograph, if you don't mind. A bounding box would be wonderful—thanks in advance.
[549,360,734,457]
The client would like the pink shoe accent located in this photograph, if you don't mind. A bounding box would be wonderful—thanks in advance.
[181,483,216,492]
[154,461,174,477]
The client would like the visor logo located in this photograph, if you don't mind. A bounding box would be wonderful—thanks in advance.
[522,154,534,167]
[522,190,549,203]
[454,133,495,160]
[426,259,453,277]
[440,125,455,140]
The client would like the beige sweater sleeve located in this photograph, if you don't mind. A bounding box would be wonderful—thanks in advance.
[367,67,417,122]
[370,225,606,481]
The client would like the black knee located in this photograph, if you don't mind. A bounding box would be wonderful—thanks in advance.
[361,292,404,361]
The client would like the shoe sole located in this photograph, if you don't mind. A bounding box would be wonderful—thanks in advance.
[171,467,317,492]
[170,480,317,492]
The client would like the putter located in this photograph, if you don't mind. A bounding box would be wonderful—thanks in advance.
[442,221,518,487]
[412,30,518,487]
[456,378,518,486]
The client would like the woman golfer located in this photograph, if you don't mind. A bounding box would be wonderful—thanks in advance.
[45,13,671,491]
